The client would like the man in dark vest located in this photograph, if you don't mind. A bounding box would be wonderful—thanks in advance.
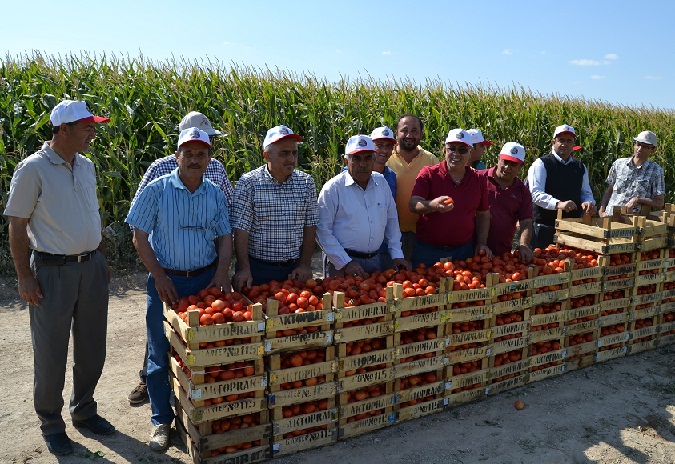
[527,124,596,249]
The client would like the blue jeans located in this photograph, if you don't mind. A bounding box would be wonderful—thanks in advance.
[247,256,299,285]
[379,241,394,271]
[412,239,473,267]
[146,269,215,426]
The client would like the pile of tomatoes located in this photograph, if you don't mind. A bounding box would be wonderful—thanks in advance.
[278,348,329,390]
[172,287,252,327]
[398,371,439,407]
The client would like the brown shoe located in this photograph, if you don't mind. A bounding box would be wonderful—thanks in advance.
[128,381,148,404]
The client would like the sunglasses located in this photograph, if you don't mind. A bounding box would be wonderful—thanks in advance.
[635,142,655,149]
[445,145,470,155]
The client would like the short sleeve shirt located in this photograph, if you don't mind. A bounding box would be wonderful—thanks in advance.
[605,158,665,216]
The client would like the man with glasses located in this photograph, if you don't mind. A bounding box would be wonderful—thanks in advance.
[409,129,492,266]
[231,125,319,290]
[127,111,233,405]
[527,124,596,249]
[599,130,665,217]
[126,128,232,451]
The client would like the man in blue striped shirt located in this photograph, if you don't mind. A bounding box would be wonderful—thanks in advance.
[126,128,232,452]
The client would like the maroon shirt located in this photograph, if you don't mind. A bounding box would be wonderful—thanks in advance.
[412,162,489,247]
[477,166,533,255]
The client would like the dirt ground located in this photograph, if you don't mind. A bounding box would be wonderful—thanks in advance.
[1,269,675,464]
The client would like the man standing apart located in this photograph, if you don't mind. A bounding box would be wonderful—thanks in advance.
[386,114,438,262]
[466,128,493,170]
[318,135,409,277]
[599,130,665,217]
[232,125,318,290]
[126,128,232,451]
[409,129,492,267]
[528,124,596,249]
[4,100,114,455]
[127,111,233,406]
[478,142,533,263]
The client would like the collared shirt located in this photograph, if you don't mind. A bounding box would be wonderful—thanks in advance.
[4,142,102,255]
[478,167,533,255]
[341,165,397,198]
[605,157,665,216]
[386,146,438,232]
[131,155,234,212]
[527,151,595,210]
[232,165,319,262]
[125,169,231,271]
[317,171,404,270]
[412,162,489,247]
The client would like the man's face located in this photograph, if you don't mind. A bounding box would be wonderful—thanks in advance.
[345,151,375,185]
[470,143,486,163]
[445,142,471,171]
[373,138,396,165]
[63,119,97,153]
[494,157,523,183]
[552,133,575,158]
[396,117,422,151]
[634,141,656,159]
[175,141,211,182]
[264,138,298,180]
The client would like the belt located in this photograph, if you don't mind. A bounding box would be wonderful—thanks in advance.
[35,250,97,265]
[249,255,298,267]
[162,260,217,278]
[345,248,380,259]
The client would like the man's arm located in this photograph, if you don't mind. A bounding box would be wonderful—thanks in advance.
[8,216,42,306]
[290,225,316,282]
[527,159,559,210]
[132,228,178,305]
[627,194,665,211]
[232,229,253,291]
[408,195,454,214]
[599,184,614,217]
[517,218,534,263]
[474,209,492,259]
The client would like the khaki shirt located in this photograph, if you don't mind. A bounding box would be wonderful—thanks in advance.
[4,142,102,255]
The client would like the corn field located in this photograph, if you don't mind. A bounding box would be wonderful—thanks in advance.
[2,53,675,275]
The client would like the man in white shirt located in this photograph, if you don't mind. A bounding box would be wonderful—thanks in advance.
[317,135,410,277]
[527,124,596,249]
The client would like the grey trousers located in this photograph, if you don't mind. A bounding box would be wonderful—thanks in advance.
[323,252,381,278]
[30,251,109,435]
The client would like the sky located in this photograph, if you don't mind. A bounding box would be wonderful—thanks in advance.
[3,0,675,111]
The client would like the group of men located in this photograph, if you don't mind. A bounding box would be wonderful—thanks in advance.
[4,99,666,455]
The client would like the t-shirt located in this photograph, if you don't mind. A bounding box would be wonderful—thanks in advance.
[386,147,438,232]
[412,162,489,247]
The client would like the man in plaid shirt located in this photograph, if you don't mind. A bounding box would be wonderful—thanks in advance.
[599,130,665,217]
[232,125,319,290]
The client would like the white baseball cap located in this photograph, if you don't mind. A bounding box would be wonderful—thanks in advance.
[370,126,395,141]
[179,111,222,136]
[554,124,576,138]
[50,100,110,126]
[444,128,473,147]
[499,142,526,164]
[177,127,211,150]
[263,125,303,150]
[467,128,493,146]
[633,130,657,147]
[345,134,375,155]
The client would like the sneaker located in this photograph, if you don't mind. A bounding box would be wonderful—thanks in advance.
[72,414,116,435]
[128,381,148,404]
[44,432,73,455]
[149,423,171,451]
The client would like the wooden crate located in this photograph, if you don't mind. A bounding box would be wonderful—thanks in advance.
[444,300,493,365]
[595,345,628,362]
[394,325,447,376]
[394,369,448,422]
[336,336,396,392]
[269,398,338,435]
[337,382,396,439]
[564,354,596,372]
[488,348,529,393]
[332,290,395,344]
[391,282,448,332]
[271,426,337,457]
[554,213,639,255]
[529,300,568,343]
[446,358,489,398]
[264,295,334,354]
[528,336,566,383]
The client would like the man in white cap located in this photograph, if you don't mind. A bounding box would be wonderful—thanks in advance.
[387,114,439,262]
[318,134,409,277]
[231,125,319,290]
[126,110,233,405]
[467,128,493,170]
[477,143,533,263]
[527,124,596,249]
[599,130,665,217]
[409,128,492,266]
[126,127,232,451]
[4,100,114,455]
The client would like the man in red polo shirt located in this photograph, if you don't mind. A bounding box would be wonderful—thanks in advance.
[409,128,491,267]
[478,142,533,263]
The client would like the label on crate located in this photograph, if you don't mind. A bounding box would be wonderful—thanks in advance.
[629,339,657,354]
[341,413,395,435]
[450,370,489,389]
[447,345,492,363]
[395,356,447,378]
[450,329,492,345]
[340,350,394,371]
[182,321,262,342]
[635,273,665,286]
[335,322,394,342]
[268,382,336,407]
[337,302,390,322]
[493,321,529,338]
[493,297,531,315]
[265,331,333,353]
[602,278,635,292]
[274,409,336,433]
[571,266,603,281]
[193,397,266,422]
[629,306,660,320]
[269,362,335,385]
[569,282,602,297]
[531,349,567,366]
[396,339,445,358]
[659,321,675,334]
[530,312,566,327]
[566,340,597,357]
[662,289,675,300]
[636,258,665,272]
[339,369,394,391]
[273,428,334,449]
[395,311,444,330]
[193,376,264,399]
[492,280,532,296]
[598,313,629,327]
[631,325,658,339]
[566,320,599,335]
[529,364,566,382]
[492,336,530,354]
[600,298,630,313]
[532,289,569,305]
[532,273,571,288]
[596,345,628,362]
[529,327,565,343]
[267,310,332,330]
[186,343,263,365]
[490,359,529,378]
[397,398,447,421]
[395,293,447,310]
[341,395,394,417]
[631,292,664,305]
[604,263,636,277]
[486,374,528,395]
[397,382,446,402]
[597,332,629,346]
[446,305,493,321]
[568,305,601,320]
[446,387,486,405]
[213,447,269,464]
[448,288,493,303]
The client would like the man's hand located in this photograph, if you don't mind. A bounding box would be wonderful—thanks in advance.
[518,245,534,264]
[475,244,493,260]
[290,264,312,282]
[429,196,454,213]
[154,274,179,306]
[557,200,577,213]
[18,275,43,306]
[581,202,597,216]
[625,197,640,210]
[233,269,253,292]
[343,261,367,278]
[392,258,411,271]
[209,272,232,294]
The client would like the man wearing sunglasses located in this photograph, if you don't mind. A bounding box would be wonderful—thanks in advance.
[409,128,492,266]
[126,128,232,451]
[599,130,664,217]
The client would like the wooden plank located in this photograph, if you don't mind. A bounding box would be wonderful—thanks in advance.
[595,346,628,362]
[396,397,447,422]
[528,364,566,383]
[486,374,529,395]
[338,413,396,440]
[272,427,337,456]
